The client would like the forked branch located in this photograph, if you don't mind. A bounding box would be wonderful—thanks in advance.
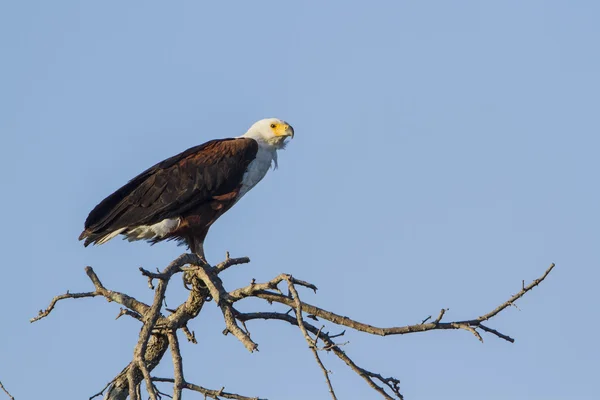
[31,254,555,400]
[238,263,556,344]
[152,378,263,400]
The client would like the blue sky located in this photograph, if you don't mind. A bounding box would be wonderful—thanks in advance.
[1,1,598,399]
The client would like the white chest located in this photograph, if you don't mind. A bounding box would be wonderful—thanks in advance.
[238,145,275,199]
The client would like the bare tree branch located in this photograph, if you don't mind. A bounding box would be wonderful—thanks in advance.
[181,324,197,344]
[153,378,264,400]
[31,266,151,324]
[476,263,555,322]
[237,311,403,399]
[101,255,202,400]
[0,381,14,400]
[115,308,143,322]
[242,263,556,344]
[130,254,187,400]
[193,264,258,352]
[102,333,170,400]
[215,252,251,273]
[229,273,317,301]
[478,324,514,342]
[89,378,116,400]
[285,275,338,400]
[32,254,554,400]
[30,290,98,323]
[167,332,184,400]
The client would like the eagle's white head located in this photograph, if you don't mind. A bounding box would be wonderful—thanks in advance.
[242,118,295,150]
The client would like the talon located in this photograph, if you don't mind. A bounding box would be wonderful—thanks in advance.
[182,271,193,291]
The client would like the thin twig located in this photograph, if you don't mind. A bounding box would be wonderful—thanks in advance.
[285,276,338,400]
[181,325,197,344]
[478,324,514,343]
[116,308,143,322]
[476,263,556,322]
[31,266,153,324]
[434,308,447,324]
[237,311,402,399]
[451,323,483,342]
[215,254,251,273]
[89,377,118,400]
[30,291,98,322]
[229,273,318,301]
[0,381,14,400]
[152,378,264,400]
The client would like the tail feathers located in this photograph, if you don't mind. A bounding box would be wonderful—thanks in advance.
[79,228,127,246]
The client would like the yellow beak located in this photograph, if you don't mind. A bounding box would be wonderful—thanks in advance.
[284,123,294,138]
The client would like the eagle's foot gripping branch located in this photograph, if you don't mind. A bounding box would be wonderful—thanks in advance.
[182,271,195,291]
[31,254,555,400]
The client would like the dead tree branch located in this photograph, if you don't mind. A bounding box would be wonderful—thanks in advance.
[215,252,252,273]
[31,253,555,400]
[285,275,338,400]
[152,378,263,400]
[236,311,402,400]
[192,264,258,352]
[0,381,14,400]
[31,266,151,323]
[167,332,184,400]
[239,262,555,344]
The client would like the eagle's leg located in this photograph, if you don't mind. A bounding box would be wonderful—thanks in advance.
[183,237,207,290]
[192,242,206,261]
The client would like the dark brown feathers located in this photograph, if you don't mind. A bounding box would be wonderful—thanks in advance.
[79,138,258,246]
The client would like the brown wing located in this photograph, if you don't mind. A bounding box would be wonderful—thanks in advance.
[79,137,258,246]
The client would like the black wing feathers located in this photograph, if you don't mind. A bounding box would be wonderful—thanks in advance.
[80,138,258,245]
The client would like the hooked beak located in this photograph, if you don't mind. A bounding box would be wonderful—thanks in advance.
[283,123,294,139]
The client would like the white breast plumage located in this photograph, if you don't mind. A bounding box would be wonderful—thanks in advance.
[238,144,276,200]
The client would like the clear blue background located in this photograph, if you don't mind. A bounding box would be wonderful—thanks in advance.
[1,1,598,399]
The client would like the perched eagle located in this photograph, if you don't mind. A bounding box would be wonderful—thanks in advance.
[79,118,294,259]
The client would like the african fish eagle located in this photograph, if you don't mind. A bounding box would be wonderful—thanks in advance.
[79,118,294,259]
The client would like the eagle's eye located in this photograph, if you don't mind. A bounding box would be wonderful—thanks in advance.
[270,123,276,129]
